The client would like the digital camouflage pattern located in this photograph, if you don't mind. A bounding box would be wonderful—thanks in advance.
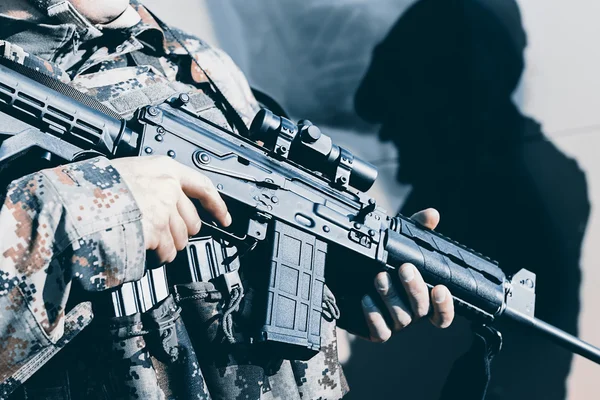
[0,158,145,392]
[94,295,211,400]
[0,1,348,399]
[0,301,94,399]
[174,282,348,400]
[102,313,163,400]
[143,295,211,400]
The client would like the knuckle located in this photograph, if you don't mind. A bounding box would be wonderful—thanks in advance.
[393,315,412,331]
[361,295,378,313]
[406,280,427,298]
[410,293,429,318]
[156,250,168,264]
[191,220,202,235]
[439,319,453,329]
[371,329,392,343]
[166,248,178,264]
[199,173,215,188]
[431,313,452,329]
[429,316,441,328]
[442,315,455,328]
[371,336,386,344]
[192,172,211,191]
[415,304,429,319]
[374,274,390,296]
[175,239,187,252]
[365,313,392,343]
[381,291,398,303]
[144,231,159,251]
[156,215,170,230]
[208,187,223,204]
[437,309,455,328]
[165,176,181,192]
[378,329,392,343]
[362,303,377,313]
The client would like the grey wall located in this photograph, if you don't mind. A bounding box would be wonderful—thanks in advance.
[517,2,600,397]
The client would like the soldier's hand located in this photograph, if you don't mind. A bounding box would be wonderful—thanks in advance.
[361,208,455,342]
[112,156,231,264]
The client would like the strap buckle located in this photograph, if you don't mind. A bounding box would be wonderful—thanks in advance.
[222,270,243,293]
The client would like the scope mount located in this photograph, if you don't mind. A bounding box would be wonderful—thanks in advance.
[249,108,378,193]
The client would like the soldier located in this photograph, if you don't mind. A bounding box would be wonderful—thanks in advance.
[0,1,455,399]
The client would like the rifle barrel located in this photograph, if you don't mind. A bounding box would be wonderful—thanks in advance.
[504,307,600,365]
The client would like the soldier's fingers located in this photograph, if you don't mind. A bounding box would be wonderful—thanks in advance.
[362,295,392,343]
[398,263,430,319]
[410,208,440,230]
[429,285,454,328]
[156,231,177,264]
[177,194,202,236]
[171,161,231,227]
[170,213,189,252]
[374,272,413,331]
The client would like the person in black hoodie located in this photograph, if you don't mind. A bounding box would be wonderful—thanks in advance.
[352,0,590,399]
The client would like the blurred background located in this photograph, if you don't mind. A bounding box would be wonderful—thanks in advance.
[144,0,600,398]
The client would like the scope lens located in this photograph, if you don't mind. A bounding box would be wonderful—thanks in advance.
[249,109,281,141]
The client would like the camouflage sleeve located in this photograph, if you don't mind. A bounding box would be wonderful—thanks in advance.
[0,156,145,383]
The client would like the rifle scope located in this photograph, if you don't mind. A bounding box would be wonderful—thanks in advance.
[250,109,378,192]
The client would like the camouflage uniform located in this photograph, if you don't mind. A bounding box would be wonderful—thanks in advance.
[0,2,348,399]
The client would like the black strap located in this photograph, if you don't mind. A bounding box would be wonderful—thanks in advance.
[439,325,502,400]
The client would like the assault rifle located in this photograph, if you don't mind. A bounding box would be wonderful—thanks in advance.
[1,59,599,365]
